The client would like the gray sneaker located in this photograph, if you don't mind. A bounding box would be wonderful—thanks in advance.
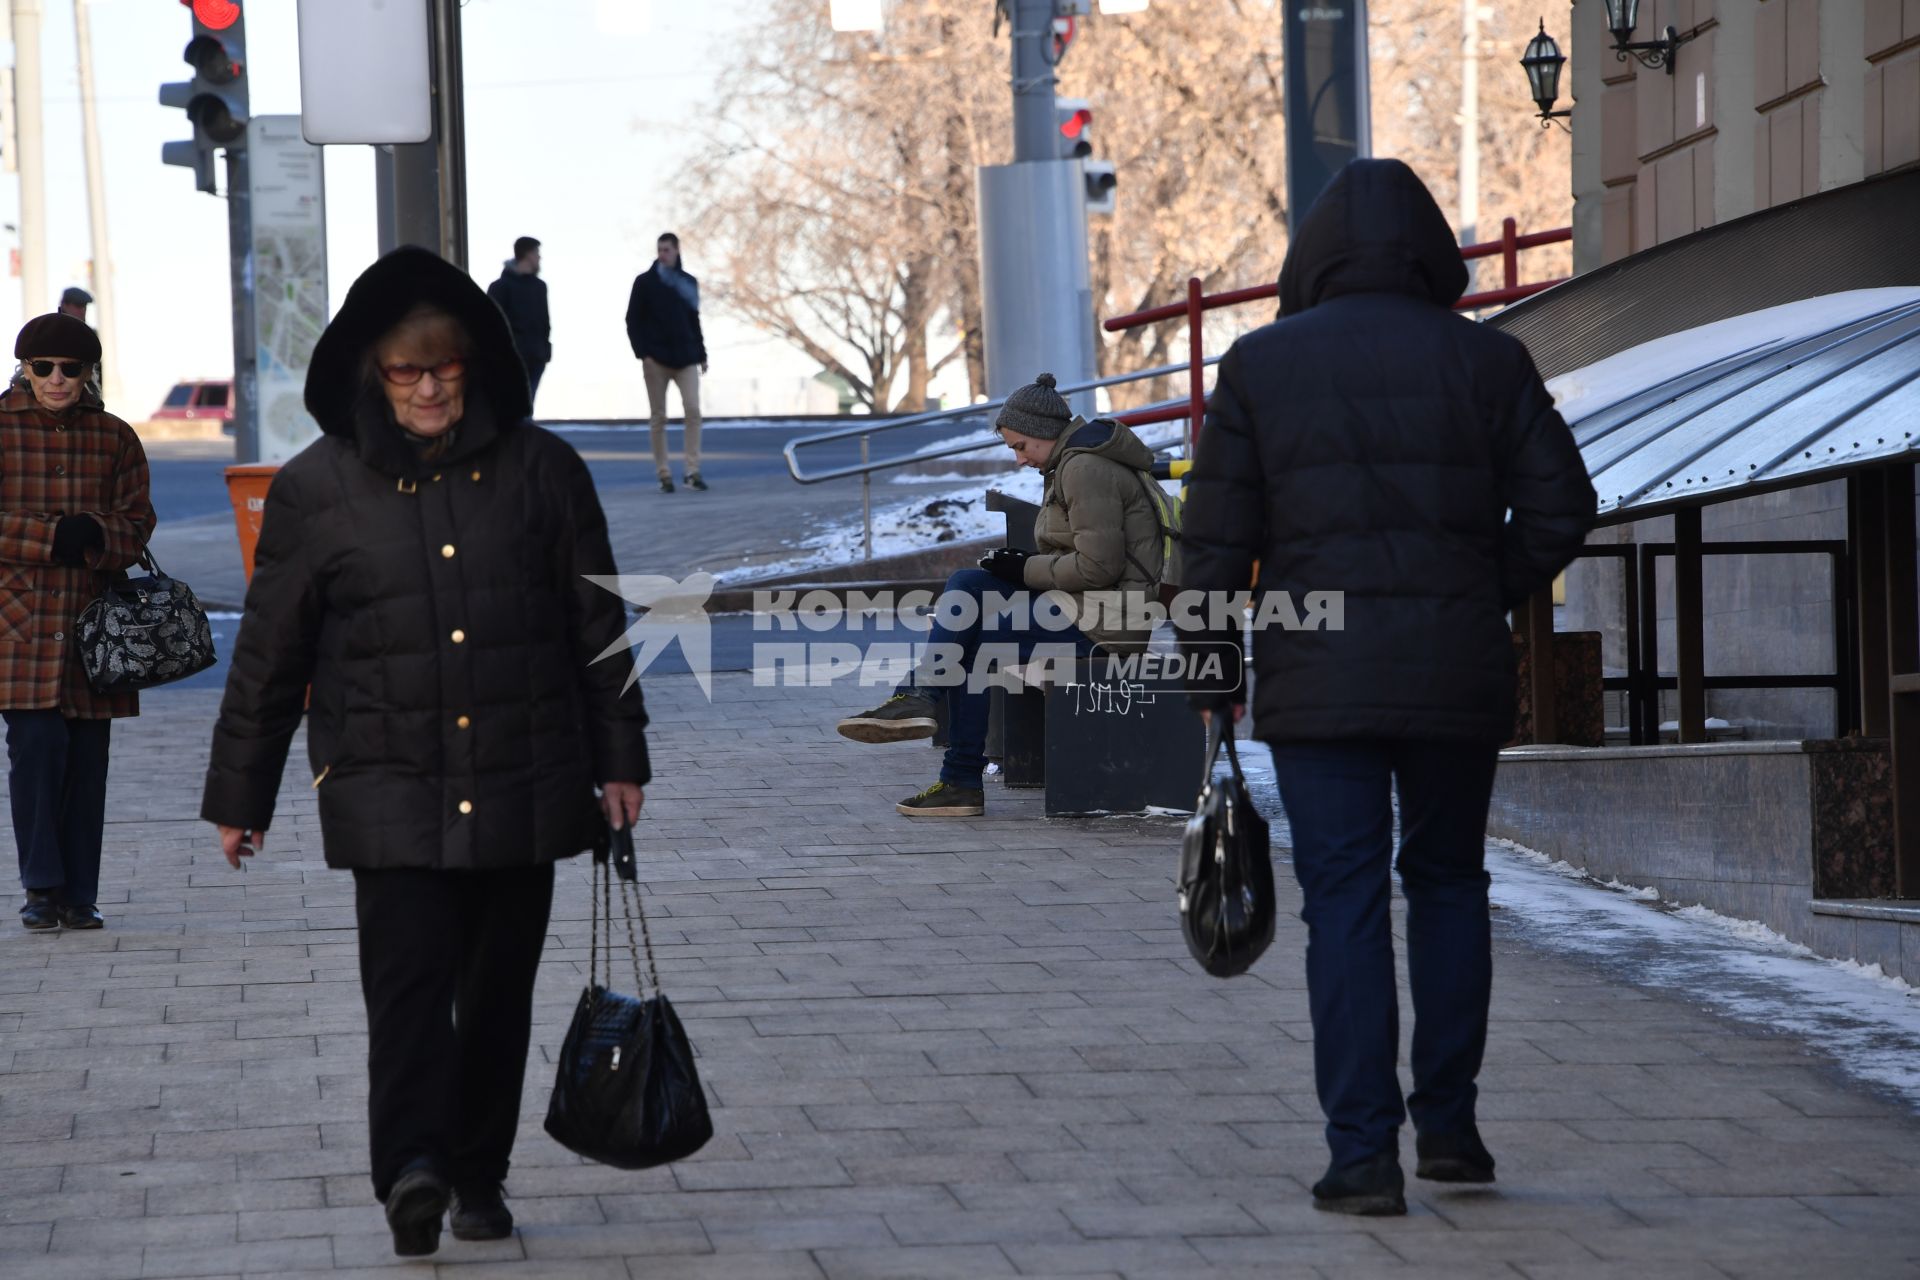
[837,691,938,744]
[896,780,985,817]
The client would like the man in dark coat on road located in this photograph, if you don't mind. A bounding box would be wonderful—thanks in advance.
[1180,159,1597,1215]
[485,236,551,404]
[625,232,708,492]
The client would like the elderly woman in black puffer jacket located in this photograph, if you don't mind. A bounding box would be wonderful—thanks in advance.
[202,248,650,1257]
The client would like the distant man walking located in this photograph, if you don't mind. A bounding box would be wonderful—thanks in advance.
[1181,159,1596,1216]
[486,237,551,404]
[57,288,91,322]
[625,233,708,493]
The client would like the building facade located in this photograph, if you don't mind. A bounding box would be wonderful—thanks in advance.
[1558,0,1920,739]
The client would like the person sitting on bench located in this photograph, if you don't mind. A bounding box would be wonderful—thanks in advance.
[835,372,1176,817]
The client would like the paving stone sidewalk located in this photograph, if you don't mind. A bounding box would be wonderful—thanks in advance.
[3,675,1920,1280]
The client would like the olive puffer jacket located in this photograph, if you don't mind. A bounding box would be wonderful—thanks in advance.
[201,248,651,870]
[1023,418,1170,652]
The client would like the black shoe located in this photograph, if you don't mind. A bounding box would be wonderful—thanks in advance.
[685,473,708,491]
[896,780,986,817]
[659,477,676,493]
[449,1183,514,1241]
[57,903,103,931]
[1311,1152,1407,1216]
[1416,1126,1496,1184]
[20,892,59,932]
[385,1161,450,1257]
[837,691,939,744]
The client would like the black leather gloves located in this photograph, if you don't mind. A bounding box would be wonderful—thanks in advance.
[978,546,1032,586]
[51,515,104,567]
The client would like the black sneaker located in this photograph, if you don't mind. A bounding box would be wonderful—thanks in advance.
[449,1183,513,1241]
[896,780,985,817]
[1416,1125,1496,1184]
[1311,1152,1407,1216]
[837,691,939,744]
[20,892,59,932]
[685,473,708,491]
[385,1160,451,1257]
[659,477,676,493]
[57,903,104,931]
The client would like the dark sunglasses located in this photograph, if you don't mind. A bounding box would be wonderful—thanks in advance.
[28,360,87,379]
[380,358,466,387]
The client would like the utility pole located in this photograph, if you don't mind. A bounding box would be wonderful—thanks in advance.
[73,0,119,402]
[376,0,467,266]
[11,0,45,318]
[1010,0,1058,163]
[978,0,1096,414]
[1459,0,1481,255]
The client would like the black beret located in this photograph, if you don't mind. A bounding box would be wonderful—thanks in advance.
[15,313,102,362]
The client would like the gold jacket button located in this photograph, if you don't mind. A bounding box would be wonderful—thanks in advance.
[451,629,466,644]
[456,715,471,730]
[458,800,473,815]
[470,469,482,481]
[441,544,456,559]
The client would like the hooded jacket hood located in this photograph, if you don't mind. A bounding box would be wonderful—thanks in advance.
[1276,159,1469,319]
[1044,417,1156,476]
[307,247,532,474]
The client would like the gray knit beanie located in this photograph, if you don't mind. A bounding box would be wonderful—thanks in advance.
[995,372,1074,440]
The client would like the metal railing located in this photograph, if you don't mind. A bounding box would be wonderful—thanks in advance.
[784,216,1570,560]
[1103,217,1574,445]
[782,359,1210,560]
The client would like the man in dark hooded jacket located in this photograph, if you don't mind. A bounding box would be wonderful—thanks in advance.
[1179,159,1596,1215]
[486,237,551,402]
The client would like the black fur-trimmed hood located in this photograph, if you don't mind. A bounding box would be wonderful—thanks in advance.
[306,247,531,474]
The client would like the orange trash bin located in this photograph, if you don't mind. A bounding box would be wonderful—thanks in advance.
[223,464,282,583]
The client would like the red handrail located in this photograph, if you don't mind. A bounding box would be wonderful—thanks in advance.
[1105,217,1572,441]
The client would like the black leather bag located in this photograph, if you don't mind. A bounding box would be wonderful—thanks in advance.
[75,549,216,694]
[544,823,713,1171]
[1177,718,1277,978]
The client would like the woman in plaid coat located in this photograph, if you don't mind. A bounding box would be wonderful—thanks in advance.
[0,313,155,931]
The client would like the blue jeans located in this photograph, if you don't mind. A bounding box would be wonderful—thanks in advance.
[904,568,1094,789]
[5,710,112,907]
[1267,739,1500,1169]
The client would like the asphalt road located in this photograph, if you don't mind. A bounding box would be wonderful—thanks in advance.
[145,418,999,525]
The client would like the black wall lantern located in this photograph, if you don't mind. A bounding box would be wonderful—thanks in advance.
[1604,0,1697,74]
[1521,20,1572,130]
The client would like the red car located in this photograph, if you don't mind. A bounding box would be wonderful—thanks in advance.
[153,379,234,433]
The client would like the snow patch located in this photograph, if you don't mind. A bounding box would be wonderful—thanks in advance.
[1488,835,1920,1104]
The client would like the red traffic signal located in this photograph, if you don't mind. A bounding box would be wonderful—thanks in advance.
[1059,107,1092,140]
[190,0,240,32]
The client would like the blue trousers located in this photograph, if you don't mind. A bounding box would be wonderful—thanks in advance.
[905,568,1093,789]
[5,710,112,908]
[1267,739,1500,1169]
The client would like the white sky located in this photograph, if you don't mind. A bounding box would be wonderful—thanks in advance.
[3,0,818,421]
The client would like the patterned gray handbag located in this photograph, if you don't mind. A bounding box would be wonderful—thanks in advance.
[76,549,217,693]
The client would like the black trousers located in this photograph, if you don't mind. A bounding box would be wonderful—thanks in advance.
[1267,739,1500,1168]
[5,710,111,907]
[353,863,555,1201]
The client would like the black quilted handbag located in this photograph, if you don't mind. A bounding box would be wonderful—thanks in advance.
[75,549,216,694]
[545,823,713,1170]
[1176,717,1277,978]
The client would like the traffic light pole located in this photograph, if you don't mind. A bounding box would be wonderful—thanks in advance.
[225,147,259,464]
[1010,0,1058,163]
[375,0,467,267]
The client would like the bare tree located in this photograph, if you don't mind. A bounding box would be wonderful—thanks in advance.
[682,0,1573,413]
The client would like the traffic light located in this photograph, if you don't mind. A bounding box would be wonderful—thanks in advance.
[1083,161,1117,214]
[161,0,249,194]
[1054,98,1116,214]
[1056,99,1093,160]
